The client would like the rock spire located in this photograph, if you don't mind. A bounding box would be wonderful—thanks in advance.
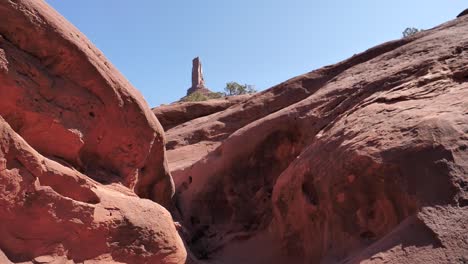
[187,57,211,95]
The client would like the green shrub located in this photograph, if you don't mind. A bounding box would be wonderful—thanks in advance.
[179,82,256,102]
[181,92,207,102]
[206,92,225,99]
[402,27,421,38]
[180,91,225,102]
[224,82,257,96]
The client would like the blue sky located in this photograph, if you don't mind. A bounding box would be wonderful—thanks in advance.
[45,1,465,106]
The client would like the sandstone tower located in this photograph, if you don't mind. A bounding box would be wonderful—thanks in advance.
[187,57,211,96]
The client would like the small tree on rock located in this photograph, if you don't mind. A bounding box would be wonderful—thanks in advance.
[224,82,257,96]
[402,27,421,38]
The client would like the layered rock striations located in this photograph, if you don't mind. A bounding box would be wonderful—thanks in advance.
[152,94,252,131]
[165,14,468,264]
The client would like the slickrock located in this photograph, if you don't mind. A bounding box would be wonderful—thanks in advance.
[167,14,468,263]
[0,0,185,263]
[153,94,252,131]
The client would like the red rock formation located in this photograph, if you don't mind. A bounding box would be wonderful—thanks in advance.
[0,116,186,263]
[0,0,185,263]
[186,57,212,96]
[153,94,252,131]
[1,0,467,263]
[166,14,468,263]
[0,0,174,206]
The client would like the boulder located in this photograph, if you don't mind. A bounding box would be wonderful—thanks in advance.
[0,0,185,262]
[0,115,187,263]
[0,0,174,206]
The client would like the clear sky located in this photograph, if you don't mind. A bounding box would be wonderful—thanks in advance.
[45,0,465,107]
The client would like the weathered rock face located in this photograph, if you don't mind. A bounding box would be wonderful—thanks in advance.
[0,0,185,263]
[2,1,467,263]
[192,57,205,89]
[0,116,186,263]
[166,14,468,263]
[187,57,212,96]
[152,94,252,131]
[0,0,174,206]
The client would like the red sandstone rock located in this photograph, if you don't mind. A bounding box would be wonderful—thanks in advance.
[0,0,173,206]
[0,0,185,263]
[186,57,212,96]
[167,14,468,263]
[153,94,252,131]
[0,116,186,263]
[2,1,467,263]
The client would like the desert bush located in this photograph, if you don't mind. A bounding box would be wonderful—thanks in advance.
[181,91,225,102]
[402,27,421,38]
[224,82,256,96]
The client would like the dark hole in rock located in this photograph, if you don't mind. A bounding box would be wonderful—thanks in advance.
[267,187,273,194]
[360,230,376,240]
[459,180,467,190]
[302,181,319,206]
[190,216,200,226]
[190,225,209,243]
[166,140,177,150]
[195,250,209,260]
[458,197,468,207]
[89,111,95,118]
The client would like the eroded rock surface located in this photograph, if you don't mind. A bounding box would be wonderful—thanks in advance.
[0,0,185,263]
[0,116,186,263]
[0,0,174,206]
[1,1,467,263]
[167,14,468,263]
[153,94,251,131]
